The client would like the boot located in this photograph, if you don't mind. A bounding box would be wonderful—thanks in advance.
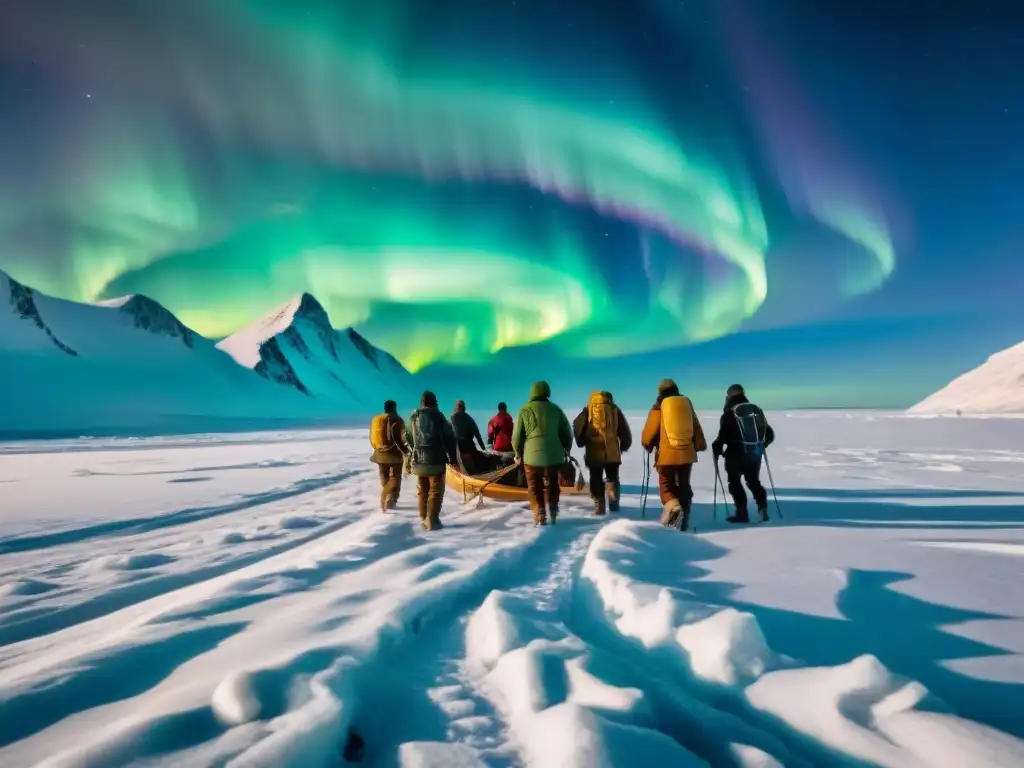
[549,504,559,524]
[417,492,429,527]
[660,501,682,528]
[386,497,399,510]
[593,495,606,516]
[531,503,546,527]
[726,507,750,524]
[429,493,444,531]
[757,501,768,522]
[606,481,620,512]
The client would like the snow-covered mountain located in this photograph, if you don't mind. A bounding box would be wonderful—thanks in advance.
[909,339,1024,414]
[217,293,416,408]
[0,271,415,437]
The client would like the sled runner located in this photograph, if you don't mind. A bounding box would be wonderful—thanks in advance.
[445,464,588,503]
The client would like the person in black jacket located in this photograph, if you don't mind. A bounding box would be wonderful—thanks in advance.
[711,384,775,523]
[450,400,487,474]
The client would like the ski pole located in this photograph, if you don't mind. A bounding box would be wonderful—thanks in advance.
[714,460,728,518]
[763,450,783,519]
[640,452,650,519]
[712,458,719,522]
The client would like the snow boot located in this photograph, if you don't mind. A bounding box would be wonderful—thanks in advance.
[606,481,620,512]
[593,496,606,517]
[417,494,429,526]
[661,501,684,529]
[429,516,444,531]
[757,501,769,522]
[549,505,559,524]
[726,507,750,524]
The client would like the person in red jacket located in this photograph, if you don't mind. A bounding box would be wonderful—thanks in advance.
[487,402,515,458]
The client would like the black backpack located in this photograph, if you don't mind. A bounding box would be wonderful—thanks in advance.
[731,402,768,459]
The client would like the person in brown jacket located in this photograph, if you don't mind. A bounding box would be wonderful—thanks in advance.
[640,379,707,531]
[369,399,409,511]
[573,390,632,515]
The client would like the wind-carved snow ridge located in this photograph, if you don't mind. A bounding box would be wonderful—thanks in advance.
[218,292,416,408]
[574,520,1024,768]
[1,270,78,356]
[910,339,1024,415]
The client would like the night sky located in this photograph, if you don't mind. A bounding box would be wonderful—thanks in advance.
[0,0,1021,409]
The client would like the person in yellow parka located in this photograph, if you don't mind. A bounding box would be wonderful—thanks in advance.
[640,379,707,531]
[573,391,632,515]
[369,399,409,512]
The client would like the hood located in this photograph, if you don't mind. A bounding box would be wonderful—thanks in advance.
[453,399,466,415]
[655,378,680,405]
[529,380,551,401]
[725,392,750,411]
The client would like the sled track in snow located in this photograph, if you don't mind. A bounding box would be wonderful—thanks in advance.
[0,469,368,556]
[0,470,372,645]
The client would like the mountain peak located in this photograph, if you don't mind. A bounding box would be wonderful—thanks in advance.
[292,292,330,326]
[98,294,196,347]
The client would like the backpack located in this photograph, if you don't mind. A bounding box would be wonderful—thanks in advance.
[587,391,618,454]
[369,413,392,450]
[660,395,695,449]
[732,402,768,459]
[412,408,446,463]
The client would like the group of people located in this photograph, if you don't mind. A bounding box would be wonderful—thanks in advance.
[368,380,775,532]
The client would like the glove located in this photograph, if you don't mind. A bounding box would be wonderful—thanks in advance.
[712,441,722,459]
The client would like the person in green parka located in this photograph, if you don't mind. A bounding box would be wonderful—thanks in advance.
[512,380,573,526]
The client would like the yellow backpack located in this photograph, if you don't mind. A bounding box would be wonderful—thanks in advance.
[660,394,694,449]
[369,413,392,450]
[587,391,618,456]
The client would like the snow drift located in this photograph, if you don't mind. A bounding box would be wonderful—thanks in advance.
[0,271,414,437]
[217,293,416,408]
[910,339,1024,415]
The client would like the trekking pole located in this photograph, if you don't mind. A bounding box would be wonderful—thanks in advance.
[763,450,783,519]
[640,452,651,519]
[712,458,719,522]
[714,460,728,520]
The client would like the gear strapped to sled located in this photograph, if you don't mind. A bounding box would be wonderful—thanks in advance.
[587,390,619,457]
[660,394,695,449]
[731,402,768,459]
[369,413,393,450]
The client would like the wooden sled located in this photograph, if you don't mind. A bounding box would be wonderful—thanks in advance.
[445,463,589,503]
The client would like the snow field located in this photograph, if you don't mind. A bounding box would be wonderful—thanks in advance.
[0,412,1022,766]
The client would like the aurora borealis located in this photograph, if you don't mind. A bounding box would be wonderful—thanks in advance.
[1,0,1021,407]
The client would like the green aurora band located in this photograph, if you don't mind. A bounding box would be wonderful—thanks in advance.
[0,0,897,372]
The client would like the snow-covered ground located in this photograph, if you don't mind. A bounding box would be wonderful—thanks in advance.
[1,411,1023,767]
